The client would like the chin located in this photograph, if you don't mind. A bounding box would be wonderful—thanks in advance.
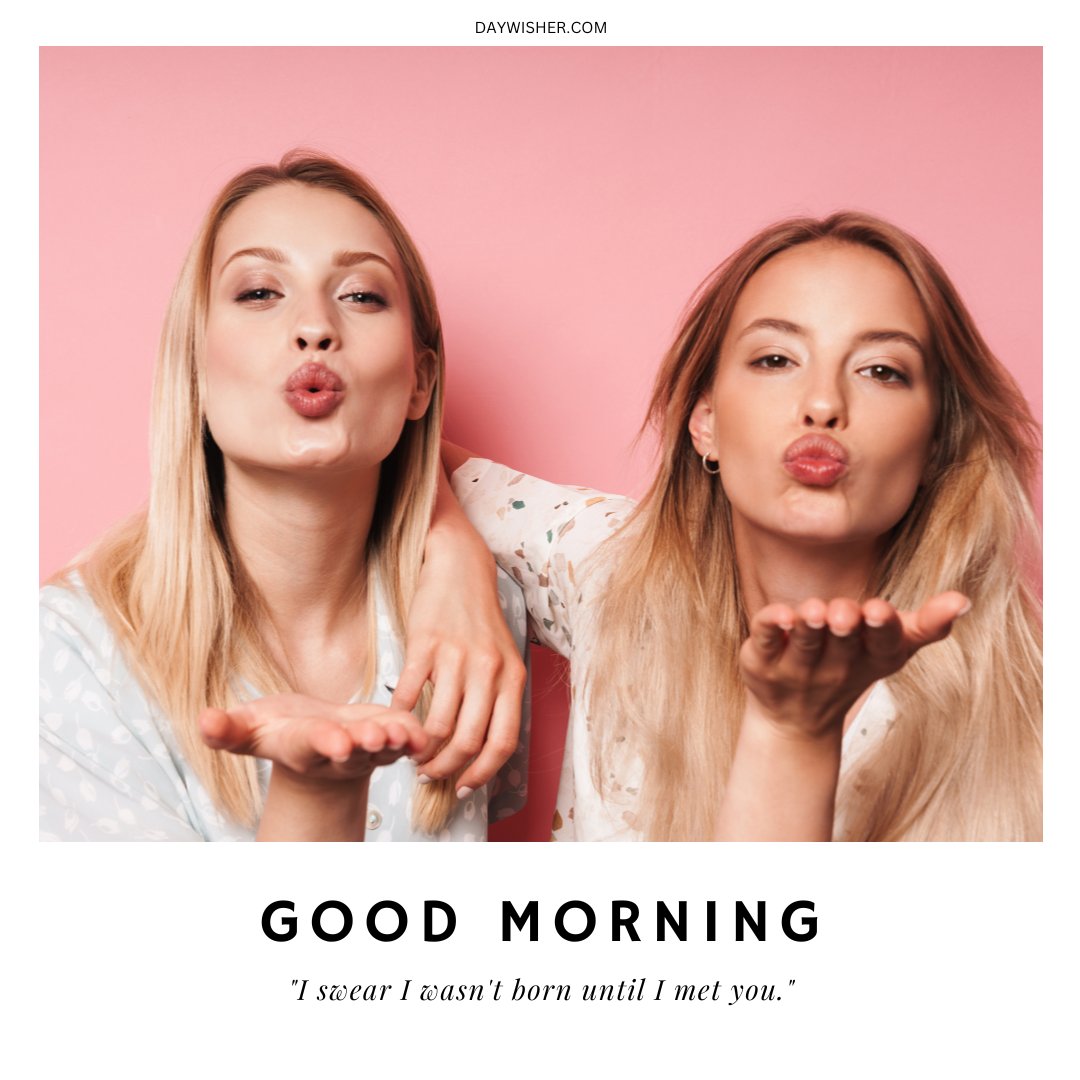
[281,434,355,468]
[763,512,872,547]
[284,453,360,475]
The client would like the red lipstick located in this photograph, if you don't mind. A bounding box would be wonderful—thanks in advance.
[782,434,849,487]
[284,362,344,418]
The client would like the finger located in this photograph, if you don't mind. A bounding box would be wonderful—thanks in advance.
[198,706,255,752]
[418,677,496,781]
[825,597,861,638]
[395,713,430,757]
[340,703,429,756]
[413,658,466,765]
[861,599,904,660]
[352,719,394,756]
[748,603,796,658]
[788,598,828,666]
[380,718,410,752]
[306,719,355,765]
[454,685,523,794]
[390,650,433,713]
[900,591,971,652]
[382,715,429,756]
[337,709,429,768]
[364,718,421,767]
[821,597,863,662]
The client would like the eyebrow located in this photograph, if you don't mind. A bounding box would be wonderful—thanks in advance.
[221,246,287,270]
[737,318,926,357]
[333,250,394,270]
[220,247,395,272]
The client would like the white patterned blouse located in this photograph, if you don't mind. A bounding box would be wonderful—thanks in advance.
[452,457,894,841]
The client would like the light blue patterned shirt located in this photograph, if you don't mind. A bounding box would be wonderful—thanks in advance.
[39,571,530,841]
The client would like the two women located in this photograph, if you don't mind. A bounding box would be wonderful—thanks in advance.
[40,151,1041,842]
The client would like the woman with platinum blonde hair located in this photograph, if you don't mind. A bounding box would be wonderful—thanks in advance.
[442,211,1041,841]
[40,152,527,841]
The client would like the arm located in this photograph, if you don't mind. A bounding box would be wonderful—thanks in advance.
[392,462,527,790]
[406,446,633,789]
[448,446,636,654]
[716,592,970,841]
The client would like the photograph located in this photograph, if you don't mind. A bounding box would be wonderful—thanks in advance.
[40,47,1042,844]
[29,36,1066,1077]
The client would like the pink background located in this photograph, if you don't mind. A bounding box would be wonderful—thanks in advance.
[40,47,1041,840]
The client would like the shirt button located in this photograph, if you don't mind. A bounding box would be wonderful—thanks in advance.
[367,808,383,831]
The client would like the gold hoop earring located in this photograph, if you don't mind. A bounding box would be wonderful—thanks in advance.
[702,453,720,475]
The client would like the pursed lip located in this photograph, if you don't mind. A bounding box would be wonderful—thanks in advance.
[283,362,345,418]
[782,434,849,487]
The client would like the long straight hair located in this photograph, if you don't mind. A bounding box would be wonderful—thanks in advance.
[586,212,1042,840]
[66,152,457,829]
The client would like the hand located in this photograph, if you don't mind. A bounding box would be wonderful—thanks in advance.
[392,470,526,795]
[199,693,428,783]
[740,591,970,742]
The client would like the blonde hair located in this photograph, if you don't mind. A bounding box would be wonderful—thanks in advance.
[586,212,1042,841]
[61,151,458,831]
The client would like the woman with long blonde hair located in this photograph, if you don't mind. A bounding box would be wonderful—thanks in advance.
[39,152,527,841]
[439,211,1041,841]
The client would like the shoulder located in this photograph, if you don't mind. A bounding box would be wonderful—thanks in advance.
[453,457,636,557]
[39,575,239,841]
[40,574,123,697]
[39,572,153,765]
[454,456,633,510]
[451,459,635,655]
[41,571,96,623]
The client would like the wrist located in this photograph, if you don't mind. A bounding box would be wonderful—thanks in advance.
[743,697,845,750]
[716,702,844,841]
[258,768,372,842]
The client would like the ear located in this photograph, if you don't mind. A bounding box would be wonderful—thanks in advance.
[406,348,437,420]
[687,395,716,459]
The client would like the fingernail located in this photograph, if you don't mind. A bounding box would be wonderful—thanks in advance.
[806,619,825,630]
[957,600,972,617]
[830,626,852,637]
[864,616,885,628]
[456,786,474,800]
[416,774,432,785]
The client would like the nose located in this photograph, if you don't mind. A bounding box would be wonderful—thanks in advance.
[296,333,333,351]
[292,297,338,353]
[800,369,847,430]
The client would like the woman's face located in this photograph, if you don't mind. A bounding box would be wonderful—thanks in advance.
[203,183,431,476]
[689,240,936,548]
